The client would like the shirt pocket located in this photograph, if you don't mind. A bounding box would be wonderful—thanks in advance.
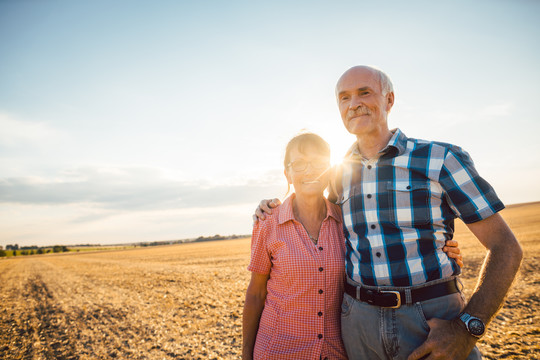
[386,180,431,226]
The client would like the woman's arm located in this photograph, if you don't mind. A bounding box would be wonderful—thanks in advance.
[242,272,270,360]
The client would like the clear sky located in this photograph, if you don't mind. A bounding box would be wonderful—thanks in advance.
[1,0,539,247]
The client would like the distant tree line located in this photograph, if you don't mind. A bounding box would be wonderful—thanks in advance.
[0,244,70,257]
[137,234,249,247]
[0,234,250,257]
[195,234,241,242]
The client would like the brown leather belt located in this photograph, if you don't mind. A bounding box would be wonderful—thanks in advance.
[344,279,459,308]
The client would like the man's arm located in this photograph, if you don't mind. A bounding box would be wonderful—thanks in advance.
[408,212,523,360]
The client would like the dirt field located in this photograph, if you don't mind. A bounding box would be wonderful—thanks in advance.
[1,202,539,359]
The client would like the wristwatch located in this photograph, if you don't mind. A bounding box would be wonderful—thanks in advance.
[457,312,485,338]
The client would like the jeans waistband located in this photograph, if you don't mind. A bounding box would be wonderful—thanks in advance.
[346,275,459,292]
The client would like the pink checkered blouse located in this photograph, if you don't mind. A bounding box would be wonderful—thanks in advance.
[248,194,348,359]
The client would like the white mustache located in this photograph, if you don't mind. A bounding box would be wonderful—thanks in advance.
[347,107,371,118]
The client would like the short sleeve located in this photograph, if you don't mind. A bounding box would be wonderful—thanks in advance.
[439,146,505,223]
[247,218,273,274]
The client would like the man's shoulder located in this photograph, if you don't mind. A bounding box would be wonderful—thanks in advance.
[403,135,464,155]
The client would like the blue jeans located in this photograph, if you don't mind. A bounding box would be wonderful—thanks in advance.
[341,279,482,360]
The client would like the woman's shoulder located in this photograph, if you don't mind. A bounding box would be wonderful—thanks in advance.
[327,200,341,211]
[326,198,342,215]
[254,200,293,233]
[266,202,289,224]
[253,205,282,233]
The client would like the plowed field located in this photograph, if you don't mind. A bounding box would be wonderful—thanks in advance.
[1,202,539,359]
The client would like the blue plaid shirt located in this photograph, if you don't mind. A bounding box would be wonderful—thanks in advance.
[337,129,504,287]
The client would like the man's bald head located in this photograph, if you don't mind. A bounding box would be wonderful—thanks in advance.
[336,65,394,97]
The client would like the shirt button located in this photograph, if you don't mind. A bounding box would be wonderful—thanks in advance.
[370,225,376,229]
[376,252,381,257]
[367,165,372,169]
[318,246,323,251]
[319,289,324,294]
[367,194,372,199]
[318,334,323,339]
[318,311,323,316]
[406,185,411,189]
[319,267,324,272]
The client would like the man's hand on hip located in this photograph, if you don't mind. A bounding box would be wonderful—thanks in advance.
[407,318,477,360]
[443,240,463,268]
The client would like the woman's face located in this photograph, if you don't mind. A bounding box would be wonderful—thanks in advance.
[285,145,330,198]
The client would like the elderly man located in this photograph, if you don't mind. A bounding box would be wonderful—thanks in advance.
[256,65,522,359]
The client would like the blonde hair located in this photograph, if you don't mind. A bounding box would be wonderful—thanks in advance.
[283,132,331,196]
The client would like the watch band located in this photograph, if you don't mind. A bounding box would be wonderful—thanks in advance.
[458,312,485,338]
[459,312,473,323]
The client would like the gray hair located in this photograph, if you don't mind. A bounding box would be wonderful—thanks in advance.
[375,67,394,96]
[338,65,394,96]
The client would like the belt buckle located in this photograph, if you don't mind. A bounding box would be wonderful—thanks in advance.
[380,290,401,308]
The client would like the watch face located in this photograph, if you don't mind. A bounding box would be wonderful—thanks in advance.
[468,319,485,336]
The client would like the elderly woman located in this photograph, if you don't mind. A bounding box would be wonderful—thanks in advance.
[243,133,346,359]
[242,133,461,360]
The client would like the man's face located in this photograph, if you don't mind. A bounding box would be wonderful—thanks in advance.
[335,67,394,137]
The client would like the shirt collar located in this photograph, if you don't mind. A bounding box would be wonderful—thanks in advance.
[388,128,407,156]
[345,128,408,159]
[278,193,342,225]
